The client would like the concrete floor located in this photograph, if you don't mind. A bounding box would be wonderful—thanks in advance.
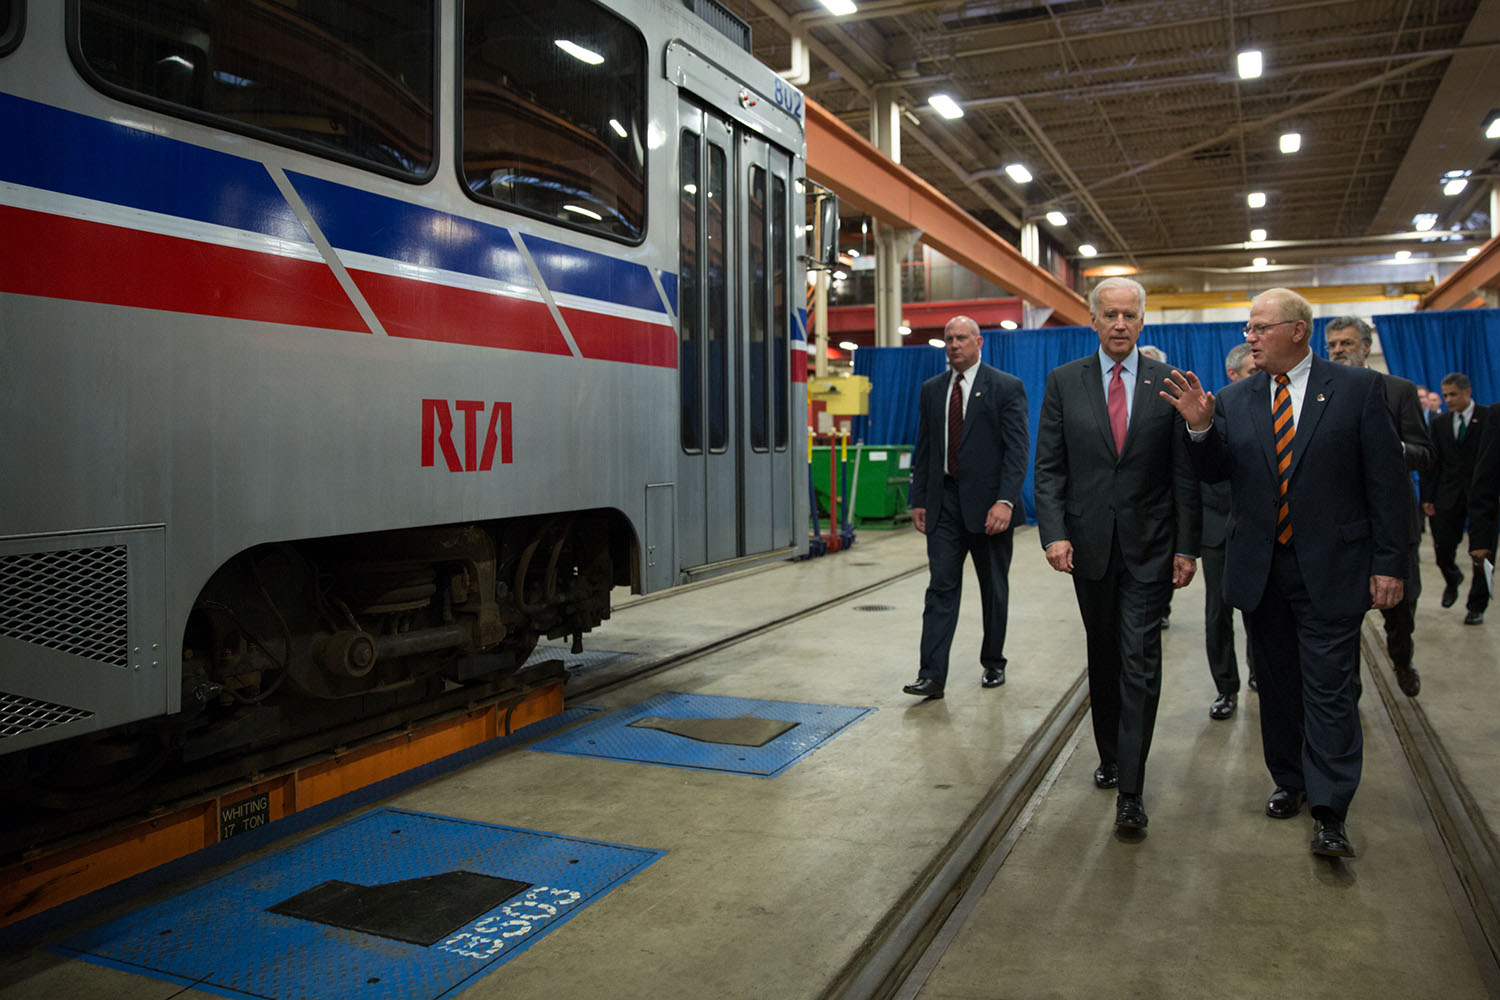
[0,525,1494,999]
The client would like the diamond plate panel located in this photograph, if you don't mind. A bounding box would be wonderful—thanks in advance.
[524,644,632,678]
[58,808,664,1000]
[530,691,874,777]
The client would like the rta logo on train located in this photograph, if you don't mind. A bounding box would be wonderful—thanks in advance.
[421,399,514,472]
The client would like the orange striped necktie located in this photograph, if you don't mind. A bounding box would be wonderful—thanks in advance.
[1273,374,1294,544]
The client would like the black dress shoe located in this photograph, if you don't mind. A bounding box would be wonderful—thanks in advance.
[1248,672,1258,692]
[1442,581,1460,608]
[1115,793,1148,831]
[1394,663,1421,697]
[1093,762,1119,789]
[1266,786,1306,819]
[902,677,944,699]
[981,666,1005,688]
[1311,818,1355,858]
[1465,610,1485,625]
[1209,693,1236,720]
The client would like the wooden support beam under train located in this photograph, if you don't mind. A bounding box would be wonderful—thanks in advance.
[804,99,1092,328]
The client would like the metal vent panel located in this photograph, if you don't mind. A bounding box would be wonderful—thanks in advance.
[0,691,95,738]
[0,544,130,667]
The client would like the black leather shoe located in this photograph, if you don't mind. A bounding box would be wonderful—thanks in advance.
[1442,581,1460,608]
[902,678,944,699]
[1465,611,1485,625]
[1394,663,1421,697]
[1311,818,1355,858]
[1093,762,1119,789]
[981,666,1005,688]
[1248,672,1258,692]
[1266,786,1306,819]
[1115,793,1148,831]
[1209,693,1236,720]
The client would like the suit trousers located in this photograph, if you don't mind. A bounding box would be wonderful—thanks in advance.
[918,478,1014,685]
[1071,533,1171,796]
[1249,542,1364,821]
[1200,542,1242,696]
[1365,542,1420,672]
[1431,506,1489,613]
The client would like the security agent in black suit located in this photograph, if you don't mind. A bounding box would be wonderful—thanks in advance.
[1422,373,1488,624]
[1202,342,1258,721]
[1325,317,1434,696]
[1162,288,1409,859]
[903,316,1030,700]
[1033,278,1200,835]
[1468,401,1500,570]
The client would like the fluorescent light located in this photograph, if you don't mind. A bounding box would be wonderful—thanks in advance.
[1237,50,1263,79]
[555,39,604,65]
[1250,228,1267,242]
[1046,211,1068,226]
[1413,213,1438,232]
[928,338,946,348]
[1468,247,1481,257]
[1279,132,1301,154]
[928,94,964,120]
[1000,320,1018,330]
[1247,191,1266,209]
[898,324,912,336]
[563,204,602,220]
[1078,244,1097,257]
[1488,117,1500,139]
[1252,256,1268,268]
[1444,177,1469,196]
[1394,250,1411,260]
[838,341,859,351]
[609,118,628,138]
[816,0,857,13]
[1005,163,1033,184]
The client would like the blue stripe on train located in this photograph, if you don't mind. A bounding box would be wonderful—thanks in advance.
[522,233,666,315]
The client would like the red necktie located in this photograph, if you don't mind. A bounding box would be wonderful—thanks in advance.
[1273,374,1294,544]
[1107,362,1127,454]
[947,374,963,477]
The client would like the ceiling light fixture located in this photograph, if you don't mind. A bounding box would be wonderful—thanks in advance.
[1250,228,1267,242]
[928,338,946,348]
[1078,243,1097,257]
[1246,191,1266,209]
[1412,214,1438,232]
[1237,50,1263,79]
[1279,132,1301,154]
[1046,211,1068,226]
[1468,247,1481,257]
[928,94,964,120]
[1487,116,1500,139]
[839,341,859,351]
[1443,170,1470,196]
[1252,257,1268,268]
[898,324,912,336]
[1005,163,1033,184]
[815,0,857,14]
[1000,320,1018,330]
[554,39,604,65]
[1394,250,1412,261]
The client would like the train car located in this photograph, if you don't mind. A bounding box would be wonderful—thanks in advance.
[0,0,823,802]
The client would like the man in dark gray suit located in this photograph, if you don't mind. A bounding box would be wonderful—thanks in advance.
[1033,277,1200,834]
[1162,288,1409,859]
[903,315,1030,700]
[1423,373,1488,625]
[1325,316,1433,696]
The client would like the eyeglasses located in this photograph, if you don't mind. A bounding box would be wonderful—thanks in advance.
[1242,320,1297,339]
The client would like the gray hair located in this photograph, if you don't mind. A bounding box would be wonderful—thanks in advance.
[1138,344,1166,363]
[1225,342,1253,377]
[1326,316,1374,344]
[1088,276,1146,315]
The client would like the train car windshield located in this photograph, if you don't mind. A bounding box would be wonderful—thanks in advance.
[73,0,435,177]
[462,0,647,244]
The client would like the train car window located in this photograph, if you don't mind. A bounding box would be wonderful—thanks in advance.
[462,0,646,243]
[706,143,728,452]
[748,166,768,452]
[679,132,702,454]
[772,176,789,450]
[72,1,435,178]
[0,1,23,57]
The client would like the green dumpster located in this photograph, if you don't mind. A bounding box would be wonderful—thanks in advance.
[810,445,913,528]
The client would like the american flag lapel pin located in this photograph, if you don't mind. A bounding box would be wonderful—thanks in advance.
[1317,393,1326,402]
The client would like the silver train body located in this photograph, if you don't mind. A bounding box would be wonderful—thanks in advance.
[0,1,810,783]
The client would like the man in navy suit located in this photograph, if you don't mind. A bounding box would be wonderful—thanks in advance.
[1468,401,1500,572]
[1033,277,1200,835]
[903,316,1030,700]
[1423,373,1488,625]
[1162,288,1409,859]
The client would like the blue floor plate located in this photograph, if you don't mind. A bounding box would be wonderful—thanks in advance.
[58,808,664,1000]
[531,691,874,777]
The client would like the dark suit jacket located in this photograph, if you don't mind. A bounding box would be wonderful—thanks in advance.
[1034,352,1201,582]
[1422,405,1485,511]
[1468,402,1500,554]
[1189,355,1408,619]
[909,362,1029,534]
[1380,372,1433,545]
[1201,480,1231,548]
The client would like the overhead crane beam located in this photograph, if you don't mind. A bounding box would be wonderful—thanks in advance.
[804,99,1092,328]
[1420,235,1500,311]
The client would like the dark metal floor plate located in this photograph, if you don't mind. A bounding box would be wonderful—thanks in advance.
[531,691,874,777]
[57,808,664,1000]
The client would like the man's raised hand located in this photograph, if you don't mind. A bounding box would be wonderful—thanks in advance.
[1159,369,1216,432]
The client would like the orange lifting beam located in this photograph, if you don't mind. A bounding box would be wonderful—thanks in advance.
[805,99,1091,328]
[1419,235,1500,311]
[0,682,564,929]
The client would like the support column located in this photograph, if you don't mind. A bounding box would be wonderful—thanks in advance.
[870,87,911,348]
[813,271,830,377]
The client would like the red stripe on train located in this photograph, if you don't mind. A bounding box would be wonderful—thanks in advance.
[559,307,677,368]
[0,205,369,332]
[349,269,573,356]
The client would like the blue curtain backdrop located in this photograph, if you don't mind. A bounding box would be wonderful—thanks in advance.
[850,310,1500,523]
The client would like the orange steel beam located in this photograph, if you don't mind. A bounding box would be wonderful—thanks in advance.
[0,682,565,928]
[805,99,1091,327]
[1420,236,1500,311]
